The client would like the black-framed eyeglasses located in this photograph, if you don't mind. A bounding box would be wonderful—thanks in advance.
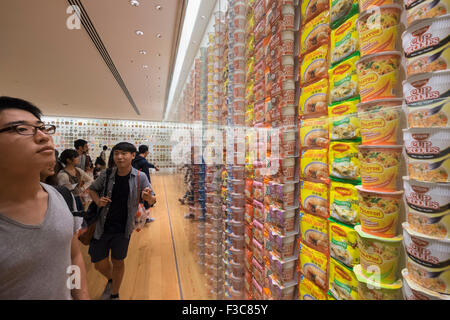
[0,123,57,136]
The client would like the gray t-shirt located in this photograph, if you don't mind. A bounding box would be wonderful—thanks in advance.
[0,183,76,300]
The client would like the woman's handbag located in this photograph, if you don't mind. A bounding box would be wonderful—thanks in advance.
[78,168,112,245]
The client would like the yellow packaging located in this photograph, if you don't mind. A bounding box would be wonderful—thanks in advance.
[301,180,329,219]
[329,218,359,267]
[300,243,329,292]
[301,11,331,56]
[301,117,330,148]
[329,257,359,300]
[301,0,330,25]
[329,98,361,141]
[357,5,403,56]
[331,14,359,65]
[330,180,359,225]
[354,264,403,300]
[355,225,403,284]
[300,45,329,86]
[329,141,360,181]
[356,51,403,103]
[330,0,359,29]
[300,212,329,254]
[301,148,329,182]
[329,53,359,104]
[300,277,328,300]
[299,79,329,117]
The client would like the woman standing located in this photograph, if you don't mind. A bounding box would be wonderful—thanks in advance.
[57,149,93,211]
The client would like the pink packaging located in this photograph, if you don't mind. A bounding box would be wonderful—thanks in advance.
[253,199,265,222]
[253,219,264,243]
[253,180,264,202]
[269,206,296,232]
[252,258,264,284]
[280,4,295,31]
[253,238,264,264]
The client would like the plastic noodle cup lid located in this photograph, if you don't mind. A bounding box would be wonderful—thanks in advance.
[354,264,403,289]
[358,4,403,22]
[355,224,403,242]
[355,185,404,196]
[401,268,450,300]
[356,51,402,68]
[357,98,403,110]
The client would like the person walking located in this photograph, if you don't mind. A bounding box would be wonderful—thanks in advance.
[0,96,89,299]
[88,142,156,300]
[100,145,108,166]
[57,149,94,212]
[132,145,159,223]
[74,139,93,173]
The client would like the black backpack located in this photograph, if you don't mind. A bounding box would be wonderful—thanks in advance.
[53,185,82,216]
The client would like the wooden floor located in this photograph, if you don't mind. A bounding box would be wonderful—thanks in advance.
[79,174,209,300]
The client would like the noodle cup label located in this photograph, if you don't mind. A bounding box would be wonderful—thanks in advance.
[354,264,403,299]
[356,51,403,102]
[406,98,450,128]
[359,0,400,11]
[405,0,450,27]
[406,255,450,294]
[356,186,403,238]
[357,99,402,145]
[359,24,402,56]
[355,225,403,284]
[402,268,450,300]
[358,145,403,191]
[403,70,450,105]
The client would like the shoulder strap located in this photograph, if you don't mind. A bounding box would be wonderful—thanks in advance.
[53,185,74,212]
[103,168,112,197]
[136,170,140,205]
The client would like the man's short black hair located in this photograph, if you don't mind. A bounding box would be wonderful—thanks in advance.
[103,145,108,151]
[138,145,149,154]
[114,142,137,154]
[0,96,42,120]
[74,139,88,150]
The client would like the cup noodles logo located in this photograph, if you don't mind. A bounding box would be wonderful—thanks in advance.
[405,26,440,55]
[406,188,440,211]
[406,79,440,103]
[406,134,440,154]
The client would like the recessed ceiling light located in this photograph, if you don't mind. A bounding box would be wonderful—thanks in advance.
[155,5,162,10]
[130,0,140,7]
[143,65,149,69]
[201,15,206,19]
[139,50,147,55]
[157,53,161,56]
[135,30,144,36]
[156,33,162,38]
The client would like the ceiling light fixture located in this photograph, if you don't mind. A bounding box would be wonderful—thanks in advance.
[139,50,147,55]
[130,0,140,7]
[143,65,149,69]
[156,33,162,38]
[135,30,144,36]
[155,5,162,10]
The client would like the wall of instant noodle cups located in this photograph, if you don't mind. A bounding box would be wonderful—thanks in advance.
[178,0,450,300]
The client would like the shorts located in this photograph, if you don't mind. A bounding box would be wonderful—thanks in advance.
[88,233,131,263]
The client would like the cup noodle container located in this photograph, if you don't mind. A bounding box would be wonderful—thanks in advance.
[280,128,297,157]
[232,166,245,179]
[234,70,246,85]
[270,276,297,300]
[402,177,450,240]
[233,29,246,44]
[281,30,295,56]
[233,56,246,71]
[233,84,246,99]
[270,206,297,232]
[354,264,403,299]
[280,4,296,31]
[231,221,245,236]
[357,5,403,56]
[402,268,450,300]
[358,145,403,191]
[403,70,450,107]
[270,252,297,283]
[282,80,296,106]
[272,232,297,258]
[233,15,246,30]
[281,55,295,81]
[356,51,404,103]
[356,186,404,238]
[357,98,403,145]
[355,225,403,285]
[233,42,246,58]
[231,205,245,222]
[402,222,450,294]
[281,157,296,182]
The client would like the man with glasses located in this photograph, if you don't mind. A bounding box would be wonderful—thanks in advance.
[0,96,89,300]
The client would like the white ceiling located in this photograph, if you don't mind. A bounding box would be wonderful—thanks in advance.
[0,0,183,121]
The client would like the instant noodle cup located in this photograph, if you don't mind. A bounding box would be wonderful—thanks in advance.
[301,180,329,218]
[354,264,403,299]
[233,29,246,44]
[299,79,329,117]
[403,15,450,77]
[281,3,296,31]
[329,257,359,300]
[269,252,297,283]
[403,70,450,106]
[231,179,245,194]
[233,57,246,72]
[299,276,328,300]
[301,148,329,182]
[280,129,297,157]
[406,253,450,294]
[402,268,450,300]
[300,212,329,254]
[358,145,403,191]
[271,182,296,208]
[281,157,296,182]
[281,107,296,130]
[355,225,403,284]
[273,232,297,258]
[231,206,245,222]
[330,0,359,29]
[329,218,360,267]
[234,70,246,85]
[231,193,245,208]
[329,52,360,104]
[269,275,297,299]
[300,11,331,56]
[357,98,402,145]
[329,141,361,181]
[359,0,401,11]
[281,55,295,80]
[232,166,245,179]
[403,223,450,278]
[357,5,403,56]
[300,243,329,291]
[300,44,329,87]
[270,206,297,232]
[406,98,450,128]
[233,15,246,30]
[404,127,450,183]
[281,30,295,56]
[356,186,403,238]
[330,14,359,65]
[282,80,296,106]
[301,0,330,25]
[356,51,403,103]
[330,179,360,225]
[402,177,450,240]
[405,0,450,26]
